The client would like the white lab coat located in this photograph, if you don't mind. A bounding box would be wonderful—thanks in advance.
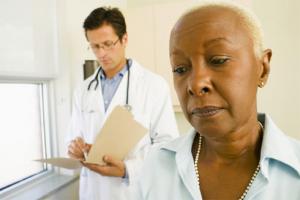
[66,59,179,200]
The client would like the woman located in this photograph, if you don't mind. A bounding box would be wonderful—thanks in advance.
[135,2,300,200]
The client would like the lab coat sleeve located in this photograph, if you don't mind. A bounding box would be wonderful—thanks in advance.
[124,78,179,184]
[65,86,84,146]
[149,80,179,144]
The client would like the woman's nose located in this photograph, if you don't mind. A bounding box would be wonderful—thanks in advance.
[187,67,212,97]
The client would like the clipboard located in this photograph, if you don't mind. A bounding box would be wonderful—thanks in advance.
[35,106,148,168]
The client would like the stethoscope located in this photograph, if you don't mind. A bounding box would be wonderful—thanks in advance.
[87,59,132,111]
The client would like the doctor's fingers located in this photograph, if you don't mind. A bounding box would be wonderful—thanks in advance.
[68,148,84,160]
[103,155,124,168]
[74,137,86,149]
[84,143,92,153]
[83,163,123,177]
[68,137,86,153]
[69,140,84,152]
[68,150,80,160]
[68,143,84,159]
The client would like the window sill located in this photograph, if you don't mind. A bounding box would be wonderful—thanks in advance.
[0,172,79,200]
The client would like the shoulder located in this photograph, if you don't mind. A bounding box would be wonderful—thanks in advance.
[73,68,100,95]
[142,143,178,181]
[139,132,195,196]
[262,114,300,177]
[146,131,195,163]
[281,135,300,176]
[131,59,170,91]
[286,136,300,163]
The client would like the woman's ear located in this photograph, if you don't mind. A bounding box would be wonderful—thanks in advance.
[258,49,272,88]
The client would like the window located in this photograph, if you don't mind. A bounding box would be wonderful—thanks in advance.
[0,82,50,191]
[0,0,63,197]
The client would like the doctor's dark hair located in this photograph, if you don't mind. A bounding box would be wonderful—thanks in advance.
[83,7,127,40]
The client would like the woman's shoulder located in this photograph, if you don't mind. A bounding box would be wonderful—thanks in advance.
[263,114,300,177]
[147,131,196,161]
[286,136,300,159]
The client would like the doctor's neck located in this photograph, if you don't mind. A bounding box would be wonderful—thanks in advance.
[103,58,127,79]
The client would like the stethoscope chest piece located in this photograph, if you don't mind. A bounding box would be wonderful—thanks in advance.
[124,104,132,112]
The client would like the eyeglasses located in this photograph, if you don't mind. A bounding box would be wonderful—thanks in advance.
[88,38,119,52]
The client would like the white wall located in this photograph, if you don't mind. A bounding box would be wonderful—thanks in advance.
[252,0,300,138]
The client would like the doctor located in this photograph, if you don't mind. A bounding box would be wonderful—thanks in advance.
[66,6,179,200]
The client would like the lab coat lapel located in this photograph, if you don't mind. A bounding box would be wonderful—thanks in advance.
[175,132,202,200]
[84,79,105,114]
[82,74,106,142]
[97,80,106,115]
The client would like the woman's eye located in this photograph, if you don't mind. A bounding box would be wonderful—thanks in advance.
[210,57,229,65]
[172,66,188,75]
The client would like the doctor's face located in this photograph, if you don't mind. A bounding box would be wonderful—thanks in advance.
[86,24,127,72]
[170,7,271,136]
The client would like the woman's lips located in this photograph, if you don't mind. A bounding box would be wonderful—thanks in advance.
[191,106,223,118]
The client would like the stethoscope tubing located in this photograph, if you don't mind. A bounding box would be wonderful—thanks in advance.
[87,59,131,107]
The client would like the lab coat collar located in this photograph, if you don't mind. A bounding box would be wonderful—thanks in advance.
[259,113,300,179]
[85,59,141,118]
[99,59,132,80]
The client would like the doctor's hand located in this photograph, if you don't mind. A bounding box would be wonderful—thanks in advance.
[68,137,91,161]
[82,155,126,177]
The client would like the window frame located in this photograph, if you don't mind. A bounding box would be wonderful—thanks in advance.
[0,79,56,197]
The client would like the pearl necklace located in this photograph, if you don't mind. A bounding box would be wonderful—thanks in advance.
[194,123,263,200]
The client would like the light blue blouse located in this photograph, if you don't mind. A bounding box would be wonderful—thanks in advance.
[135,114,300,199]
